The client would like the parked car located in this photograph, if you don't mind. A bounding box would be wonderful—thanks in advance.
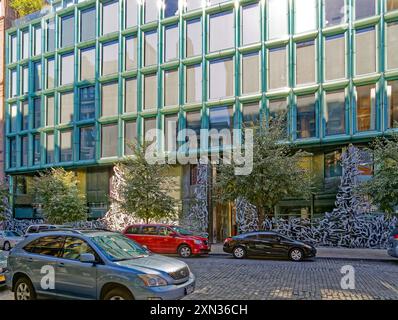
[387,227,398,258]
[223,231,317,261]
[0,230,24,251]
[5,229,195,300]
[123,224,211,258]
[0,250,7,286]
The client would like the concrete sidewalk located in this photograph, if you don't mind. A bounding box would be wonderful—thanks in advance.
[209,243,396,261]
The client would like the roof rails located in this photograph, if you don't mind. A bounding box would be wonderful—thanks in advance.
[38,228,83,234]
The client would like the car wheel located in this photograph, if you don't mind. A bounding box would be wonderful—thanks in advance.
[14,277,37,301]
[232,246,246,259]
[103,287,134,300]
[289,248,304,261]
[3,241,11,251]
[178,244,192,258]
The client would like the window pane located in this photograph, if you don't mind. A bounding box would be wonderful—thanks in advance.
[296,94,316,139]
[164,114,178,152]
[268,47,287,90]
[325,90,345,136]
[164,69,179,106]
[144,73,157,110]
[165,0,179,18]
[80,47,95,80]
[387,0,398,11]
[187,0,202,11]
[144,118,157,141]
[10,104,17,133]
[10,35,17,62]
[241,3,261,46]
[242,52,260,94]
[355,0,375,20]
[209,106,233,147]
[296,40,316,85]
[324,0,345,27]
[33,98,41,128]
[125,36,137,70]
[145,0,158,23]
[60,130,73,162]
[209,11,234,52]
[103,0,119,35]
[325,151,342,178]
[22,101,29,130]
[186,19,201,57]
[387,22,398,70]
[186,64,202,104]
[80,86,96,120]
[102,41,119,76]
[22,66,29,94]
[61,53,74,85]
[34,26,42,55]
[81,7,96,42]
[10,69,17,97]
[388,80,398,128]
[144,30,158,66]
[101,124,118,157]
[325,34,345,81]
[33,134,41,165]
[126,0,138,28]
[125,78,137,113]
[21,136,28,166]
[46,133,54,163]
[101,82,119,116]
[164,24,179,62]
[60,91,74,124]
[242,103,260,127]
[47,19,55,52]
[356,84,376,132]
[209,58,234,100]
[124,121,137,155]
[61,15,75,47]
[80,126,96,160]
[355,27,376,75]
[295,0,317,34]
[22,30,29,59]
[34,62,42,91]
[269,98,288,134]
[186,111,201,147]
[46,96,55,126]
[47,58,55,89]
[10,138,16,168]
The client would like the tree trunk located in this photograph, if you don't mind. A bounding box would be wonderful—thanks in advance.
[257,207,266,230]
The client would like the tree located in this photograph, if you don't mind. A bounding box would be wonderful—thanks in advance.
[0,179,10,222]
[215,118,313,229]
[10,0,44,17]
[358,135,398,214]
[31,168,87,224]
[113,142,178,224]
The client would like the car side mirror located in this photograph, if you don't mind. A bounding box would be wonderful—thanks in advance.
[170,232,177,237]
[80,253,96,264]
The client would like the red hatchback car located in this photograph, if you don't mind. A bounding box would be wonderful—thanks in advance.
[123,224,211,258]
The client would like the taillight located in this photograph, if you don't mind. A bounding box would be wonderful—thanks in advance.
[394,234,398,239]
[224,237,232,244]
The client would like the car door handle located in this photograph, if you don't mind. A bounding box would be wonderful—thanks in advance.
[58,262,65,268]
[27,257,34,262]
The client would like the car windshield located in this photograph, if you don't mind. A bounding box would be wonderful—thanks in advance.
[170,226,194,236]
[91,233,150,262]
[4,231,20,237]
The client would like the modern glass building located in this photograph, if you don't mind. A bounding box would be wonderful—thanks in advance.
[4,0,398,240]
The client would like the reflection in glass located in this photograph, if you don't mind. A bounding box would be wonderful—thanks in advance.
[186,64,202,104]
[80,86,95,120]
[355,27,376,75]
[60,130,73,162]
[356,84,376,132]
[80,126,96,160]
[209,11,234,52]
[325,90,345,136]
[103,0,119,35]
[102,124,118,157]
[296,94,316,139]
[186,19,201,57]
[81,7,96,42]
[209,58,234,100]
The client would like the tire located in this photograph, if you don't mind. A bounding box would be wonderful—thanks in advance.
[289,248,304,261]
[3,241,11,251]
[178,244,192,258]
[232,246,247,259]
[103,287,134,300]
[14,277,37,301]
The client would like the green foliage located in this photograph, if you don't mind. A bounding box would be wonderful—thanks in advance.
[0,180,10,222]
[115,141,178,224]
[358,135,398,214]
[32,168,87,224]
[215,117,313,227]
[10,0,44,17]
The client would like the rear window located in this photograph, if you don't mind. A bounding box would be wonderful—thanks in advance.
[24,236,65,257]
[125,226,141,235]
[243,234,258,240]
[142,226,158,235]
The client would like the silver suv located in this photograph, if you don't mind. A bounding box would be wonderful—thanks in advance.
[5,229,195,300]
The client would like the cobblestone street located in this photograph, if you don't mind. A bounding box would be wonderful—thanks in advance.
[1,255,397,300]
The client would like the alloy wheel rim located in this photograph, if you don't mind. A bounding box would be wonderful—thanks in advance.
[16,283,31,300]
[110,296,125,300]
[291,250,302,261]
[181,247,191,257]
[234,247,244,258]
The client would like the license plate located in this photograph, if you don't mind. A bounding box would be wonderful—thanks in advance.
[0,275,5,282]
[185,284,194,295]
